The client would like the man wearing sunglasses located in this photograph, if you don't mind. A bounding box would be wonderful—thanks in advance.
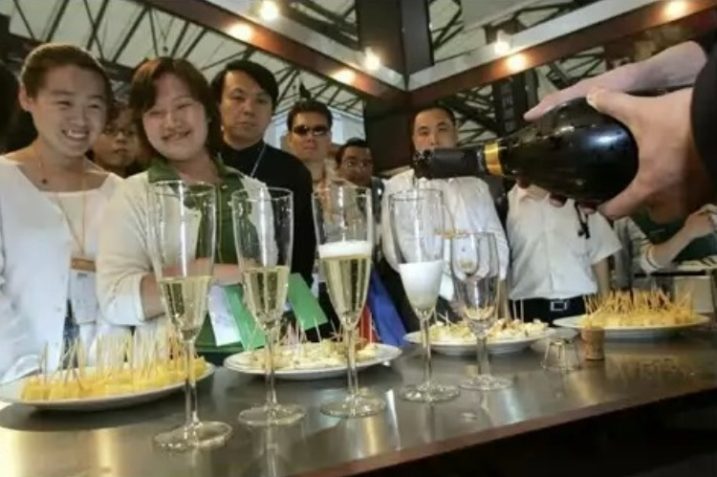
[286,100,334,190]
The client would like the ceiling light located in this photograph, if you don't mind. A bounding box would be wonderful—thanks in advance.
[364,48,381,71]
[333,68,356,84]
[494,30,511,55]
[259,0,280,22]
[229,22,253,42]
[506,53,527,72]
[664,1,688,19]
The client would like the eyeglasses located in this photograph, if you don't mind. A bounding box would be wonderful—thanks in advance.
[344,158,373,169]
[104,125,137,137]
[291,125,329,137]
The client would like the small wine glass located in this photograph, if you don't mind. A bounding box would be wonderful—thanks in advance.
[232,187,305,427]
[312,185,385,417]
[389,188,460,403]
[450,232,512,391]
[149,180,232,451]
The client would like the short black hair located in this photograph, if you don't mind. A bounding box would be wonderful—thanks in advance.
[0,62,19,152]
[411,104,456,132]
[335,137,369,165]
[210,60,279,108]
[287,99,333,131]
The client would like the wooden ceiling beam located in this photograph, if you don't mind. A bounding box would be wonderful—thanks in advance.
[141,0,404,100]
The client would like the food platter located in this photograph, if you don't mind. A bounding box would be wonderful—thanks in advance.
[404,319,554,356]
[553,315,710,340]
[224,343,402,381]
[555,290,711,340]
[0,364,215,411]
[404,330,555,356]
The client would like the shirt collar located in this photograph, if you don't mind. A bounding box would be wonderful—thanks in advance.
[147,155,236,183]
[222,139,264,157]
[514,185,549,203]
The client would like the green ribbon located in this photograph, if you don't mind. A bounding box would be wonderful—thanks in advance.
[148,159,326,353]
[196,275,329,352]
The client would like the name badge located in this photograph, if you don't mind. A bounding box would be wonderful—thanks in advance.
[207,285,242,346]
[69,269,99,325]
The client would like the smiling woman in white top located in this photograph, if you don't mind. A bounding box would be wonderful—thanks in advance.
[0,43,124,383]
[97,58,265,362]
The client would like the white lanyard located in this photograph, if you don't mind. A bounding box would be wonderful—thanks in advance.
[249,143,267,178]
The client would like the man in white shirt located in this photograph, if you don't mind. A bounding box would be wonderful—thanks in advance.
[507,185,621,323]
[381,105,509,330]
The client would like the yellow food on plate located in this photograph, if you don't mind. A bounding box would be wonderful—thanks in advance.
[21,358,208,402]
[428,318,548,344]
[239,340,382,371]
[21,330,208,402]
[581,290,699,328]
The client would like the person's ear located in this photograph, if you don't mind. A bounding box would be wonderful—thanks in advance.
[18,85,33,112]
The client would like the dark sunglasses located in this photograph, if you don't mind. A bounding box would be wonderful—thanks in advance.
[292,125,329,137]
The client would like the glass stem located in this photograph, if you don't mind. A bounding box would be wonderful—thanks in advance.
[184,340,200,430]
[420,312,433,387]
[345,325,359,398]
[265,325,278,409]
[476,332,491,377]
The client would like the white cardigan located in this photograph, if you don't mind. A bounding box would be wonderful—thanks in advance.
[0,157,124,383]
[97,171,266,333]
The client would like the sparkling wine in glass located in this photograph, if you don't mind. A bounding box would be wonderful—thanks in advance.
[312,185,385,418]
[150,180,232,451]
[389,188,460,403]
[450,232,512,391]
[232,187,305,427]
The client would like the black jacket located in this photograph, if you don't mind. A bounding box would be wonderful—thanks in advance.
[221,141,316,284]
[692,32,717,182]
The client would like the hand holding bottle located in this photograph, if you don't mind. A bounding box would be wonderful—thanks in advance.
[524,41,708,121]
[587,87,714,222]
[524,64,640,122]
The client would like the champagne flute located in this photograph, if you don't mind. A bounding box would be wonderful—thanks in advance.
[149,180,232,451]
[450,232,512,390]
[389,188,459,403]
[232,187,305,427]
[312,185,385,417]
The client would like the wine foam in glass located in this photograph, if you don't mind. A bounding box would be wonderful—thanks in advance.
[399,260,444,311]
[318,240,373,258]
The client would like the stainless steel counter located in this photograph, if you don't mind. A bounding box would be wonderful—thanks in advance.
[2,333,717,477]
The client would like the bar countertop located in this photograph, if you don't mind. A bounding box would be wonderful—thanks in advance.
[1,332,717,477]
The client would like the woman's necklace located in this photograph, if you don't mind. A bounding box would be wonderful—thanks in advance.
[34,147,93,271]
[248,143,267,178]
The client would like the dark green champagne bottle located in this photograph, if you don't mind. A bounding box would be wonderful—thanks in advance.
[413,97,638,204]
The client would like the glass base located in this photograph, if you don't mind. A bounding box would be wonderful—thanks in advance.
[399,382,460,403]
[238,403,306,427]
[153,421,233,452]
[320,391,385,418]
[461,374,512,391]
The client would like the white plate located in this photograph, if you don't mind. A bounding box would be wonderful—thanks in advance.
[404,330,555,356]
[553,315,710,340]
[0,364,215,411]
[224,344,402,381]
